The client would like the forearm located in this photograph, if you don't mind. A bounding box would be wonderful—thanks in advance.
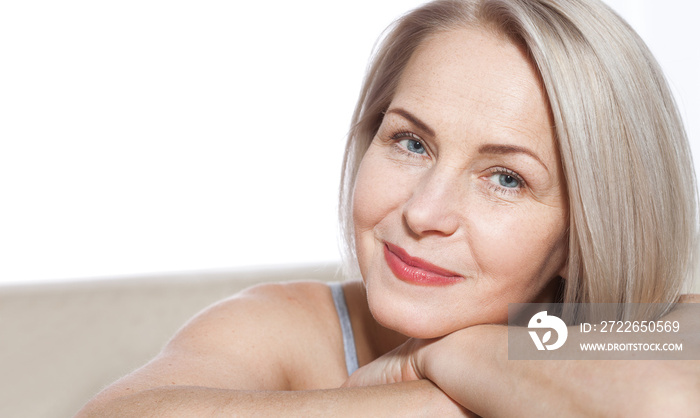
[77,380,465,417]
[421,325,700,416]
[420,326,583,415]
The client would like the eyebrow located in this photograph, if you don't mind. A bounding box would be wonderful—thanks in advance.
[386,107,549,172]
[385,107,436,137]
[478,144,549,172]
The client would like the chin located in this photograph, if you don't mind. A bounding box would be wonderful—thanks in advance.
[375,313,447,339]
[366,293,468,339]
[366,288,513,339]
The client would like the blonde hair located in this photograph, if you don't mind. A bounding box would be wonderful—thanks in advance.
[339,0,698,317]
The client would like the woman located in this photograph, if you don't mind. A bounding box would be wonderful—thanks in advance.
[78,0,699,416]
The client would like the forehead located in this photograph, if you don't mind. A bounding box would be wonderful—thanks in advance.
[391,27,557,161]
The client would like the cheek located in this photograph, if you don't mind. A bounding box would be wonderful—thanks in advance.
[468,202,567,287]
[351,150,389,269]
[352,147,406,236]
[353,146,421,284]
[352,166,381,236]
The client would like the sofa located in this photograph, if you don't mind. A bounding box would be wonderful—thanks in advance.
[2,264,697,418]
[0,263,342,418]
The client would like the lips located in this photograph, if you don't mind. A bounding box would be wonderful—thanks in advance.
[383,242,463,286]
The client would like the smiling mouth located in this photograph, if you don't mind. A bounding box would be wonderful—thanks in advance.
[383,242,464,286]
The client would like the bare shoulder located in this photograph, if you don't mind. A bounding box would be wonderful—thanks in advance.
[678,294,700,303]
[163,280,348,388]
[92,280,348,403]
[167,280,338,356]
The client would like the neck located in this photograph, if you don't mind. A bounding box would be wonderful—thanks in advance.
[342,280,408,365]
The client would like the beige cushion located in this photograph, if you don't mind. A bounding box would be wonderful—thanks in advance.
[2,264,696,417]
[0,264,341,418]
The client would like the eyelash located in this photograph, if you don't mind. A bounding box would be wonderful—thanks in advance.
[389,131,427,159]
[486,167,526,196]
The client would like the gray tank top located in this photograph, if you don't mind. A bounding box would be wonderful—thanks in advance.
[329,282,359,376]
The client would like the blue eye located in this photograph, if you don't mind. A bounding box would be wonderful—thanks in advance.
[398,138,426,154]
[499,174,520,188]
[489,172,522,189]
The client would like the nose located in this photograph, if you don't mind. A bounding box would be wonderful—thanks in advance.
[402,167,462,238]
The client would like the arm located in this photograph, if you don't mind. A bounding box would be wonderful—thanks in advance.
[77,380,463,417]
[346,296,700,416]
[76,282,467,417]
[420,325,700,416]
[420,326,700,416]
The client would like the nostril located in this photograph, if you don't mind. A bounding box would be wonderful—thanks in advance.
[402,196,460,238]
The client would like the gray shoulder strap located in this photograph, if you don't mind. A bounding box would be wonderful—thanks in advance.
[329,282,359,376]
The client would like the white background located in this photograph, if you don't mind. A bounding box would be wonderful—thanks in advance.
[1,0,698,284]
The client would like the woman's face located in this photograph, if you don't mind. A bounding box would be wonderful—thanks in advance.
[352,27,569,339]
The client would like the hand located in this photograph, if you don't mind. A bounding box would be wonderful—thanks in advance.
[342,338,478,417]
[342,338,436,388]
